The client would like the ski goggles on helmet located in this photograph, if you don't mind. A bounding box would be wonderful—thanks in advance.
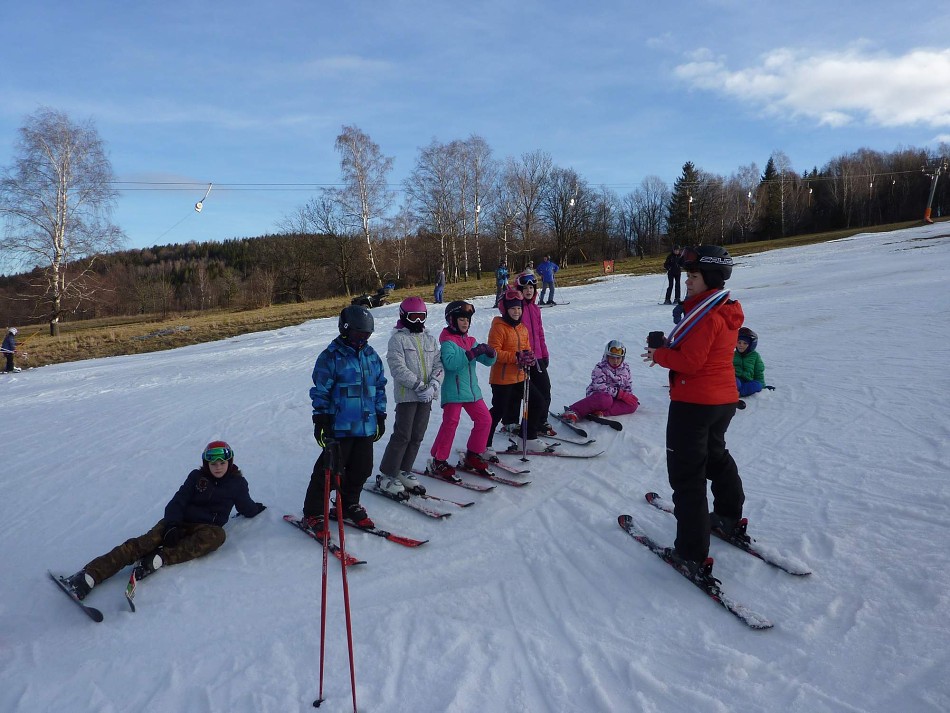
[203,445,233,463]
[605,342,626,358]
[404,311,426,324]
[517,273,537,287]
[679,247,702,268]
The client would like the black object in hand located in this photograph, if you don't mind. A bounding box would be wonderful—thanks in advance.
[647,331,666,348]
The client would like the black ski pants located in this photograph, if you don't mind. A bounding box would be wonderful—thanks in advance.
[666,401,744,562]
[304,436,375,517]
[487,381,544,446]
[665,271,681,303]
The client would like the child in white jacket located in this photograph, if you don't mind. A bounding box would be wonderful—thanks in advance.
[377,297,444,496]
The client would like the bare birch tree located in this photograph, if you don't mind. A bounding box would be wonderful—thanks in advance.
[503,150,552,256]
[0,107,124,334]
[335,125,394,288]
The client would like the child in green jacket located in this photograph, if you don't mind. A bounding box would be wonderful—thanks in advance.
[734,326,766,397]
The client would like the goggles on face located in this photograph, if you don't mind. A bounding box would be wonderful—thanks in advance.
[606,345,626,358]
[404,312,426,324]
[203,446,233,463]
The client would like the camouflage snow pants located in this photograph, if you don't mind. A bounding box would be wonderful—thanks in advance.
[83,519,226,585]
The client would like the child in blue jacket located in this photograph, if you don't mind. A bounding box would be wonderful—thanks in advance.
[302,305,388,535]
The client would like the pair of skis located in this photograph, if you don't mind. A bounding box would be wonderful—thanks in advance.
[363,475,474,519]
[618,493,812,629]
[549,410,623,435]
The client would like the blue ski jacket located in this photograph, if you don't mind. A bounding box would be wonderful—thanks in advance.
[310,337,387,437]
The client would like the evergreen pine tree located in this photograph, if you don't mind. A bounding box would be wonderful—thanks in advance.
[667,162,699,246]
[757,157,782,239]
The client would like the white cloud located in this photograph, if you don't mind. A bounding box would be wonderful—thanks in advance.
[674,46,950,129]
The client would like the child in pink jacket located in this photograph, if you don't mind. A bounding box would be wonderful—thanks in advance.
[559,340,639,422]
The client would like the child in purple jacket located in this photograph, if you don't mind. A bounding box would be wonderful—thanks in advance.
[559,340,639,422]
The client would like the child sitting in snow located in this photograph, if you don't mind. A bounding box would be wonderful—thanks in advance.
[60,441,266,600]
[734,326,766,397]
[559,340,639,423]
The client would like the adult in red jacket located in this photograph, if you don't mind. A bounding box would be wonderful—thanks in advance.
[642,245,745,582]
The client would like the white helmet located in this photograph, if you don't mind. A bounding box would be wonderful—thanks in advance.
[8,327,17,335]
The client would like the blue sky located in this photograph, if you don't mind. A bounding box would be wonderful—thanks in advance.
[1,1,948,256]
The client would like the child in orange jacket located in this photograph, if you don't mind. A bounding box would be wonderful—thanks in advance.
[485,289,547,454]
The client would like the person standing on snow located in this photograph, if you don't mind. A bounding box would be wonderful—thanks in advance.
[428,300,496,479]
[302,305,387,536]
[507,271,554,436]
[434,265,446,304]
[494,260,510,305]
[2,327,19,372]
[663,245,683,304]
[486,289,546,454]
[60,441,266,601]
[537,255,560,305]
[377,298,443,497]
[641,245,746,587]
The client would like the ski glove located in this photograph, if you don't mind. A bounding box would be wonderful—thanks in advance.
[374,413,387,442]
[417,384,437,403]
[313,413,333,447]
[537,357,549,371]
[464,349,476,361]
[471,343,496,359]
[516,349,536,368]
[617,390,639,406]
[163,525,183,548]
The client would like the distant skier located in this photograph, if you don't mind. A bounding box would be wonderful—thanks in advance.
[558,340,639,423]
[537,256,560,305]
[302,305,387,536]
[60,441,266,600]
[2,327,19,372]
[494,260,509,304]
[434,265,446,304]
[377,298,443,497]
[663,245,683,304]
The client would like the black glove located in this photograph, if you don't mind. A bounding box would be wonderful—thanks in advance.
[313,413,333,446]
[537,357,549,370]
[374,413,386,442]
[163,524,183,547]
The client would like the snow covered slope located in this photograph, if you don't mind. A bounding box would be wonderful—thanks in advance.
[2,224,949,712]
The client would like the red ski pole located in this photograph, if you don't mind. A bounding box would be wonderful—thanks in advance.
[314,440,335,708]
[331,459,359,713]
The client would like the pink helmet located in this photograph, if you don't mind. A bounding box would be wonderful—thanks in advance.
[497,288,523,315]
[398,296,428,331]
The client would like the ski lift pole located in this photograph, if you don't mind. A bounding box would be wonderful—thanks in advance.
[923,160,948,224]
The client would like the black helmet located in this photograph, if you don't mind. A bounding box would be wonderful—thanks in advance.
[737,326,758,353]
[680,245,733,286]
[444,300,475,334]
[339,304,374,336]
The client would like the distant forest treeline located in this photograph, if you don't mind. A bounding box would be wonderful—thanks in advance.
[1,143,946,327]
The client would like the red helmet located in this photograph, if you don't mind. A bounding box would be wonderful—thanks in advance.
[203,441,233,463]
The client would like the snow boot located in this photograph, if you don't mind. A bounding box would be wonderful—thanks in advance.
[340,502,374,529]
[132,551,164,581]
[377,473,408,499]
[302,514,329,540]
[427,458,459,481]
[65,570,95,600]
[395,470,426,495]
[463,450,490,472]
